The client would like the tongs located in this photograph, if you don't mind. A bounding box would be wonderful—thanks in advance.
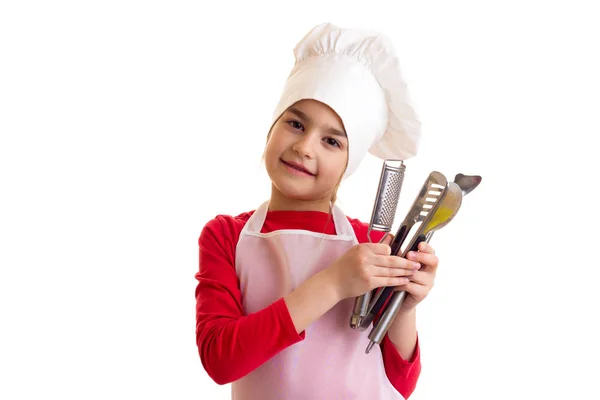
[365,178,464,352]
[356,171,450,331]
[349,168,482,353]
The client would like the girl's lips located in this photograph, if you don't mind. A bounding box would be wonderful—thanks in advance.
[281,160,315,176]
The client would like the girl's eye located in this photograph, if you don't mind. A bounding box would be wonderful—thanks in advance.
[324,137,341,148]
[288,120,304,131]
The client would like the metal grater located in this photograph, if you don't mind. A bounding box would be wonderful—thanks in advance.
[366,160,405,242]
[350,159,405,330]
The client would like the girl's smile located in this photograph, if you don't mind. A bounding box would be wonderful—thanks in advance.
[280,159,316,177]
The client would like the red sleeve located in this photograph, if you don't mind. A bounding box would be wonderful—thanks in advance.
[195,215,305,385]
[350,218,422,399]
[381,335,421,398]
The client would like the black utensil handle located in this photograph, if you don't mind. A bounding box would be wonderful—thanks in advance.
[368,233,428,319]
[390,225,408,256]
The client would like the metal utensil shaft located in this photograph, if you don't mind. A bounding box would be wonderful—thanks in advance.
[365,235,431,352]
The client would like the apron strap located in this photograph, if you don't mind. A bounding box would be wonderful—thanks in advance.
[240,200,269,235]
[331,202,358,242]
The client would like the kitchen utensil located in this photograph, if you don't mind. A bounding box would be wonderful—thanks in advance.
[424,173,481,242]
[365,181,463,353]
[356,171,449,330]
[350,160,405,330]
[454,173,482,196]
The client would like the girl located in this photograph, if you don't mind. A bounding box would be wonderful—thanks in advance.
[195,23,439,400]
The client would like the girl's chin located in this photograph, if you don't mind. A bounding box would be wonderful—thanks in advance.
[272,182,326,202]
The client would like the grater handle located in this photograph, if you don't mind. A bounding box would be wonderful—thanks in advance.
[350,291,374,330]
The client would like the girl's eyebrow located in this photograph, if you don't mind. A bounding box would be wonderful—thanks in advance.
[288,107,311,123]
[288,107,347,138]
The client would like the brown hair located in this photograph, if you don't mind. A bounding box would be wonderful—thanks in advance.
[328,157,348,205]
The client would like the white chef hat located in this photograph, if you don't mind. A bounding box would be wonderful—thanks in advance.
[271,22,422,179]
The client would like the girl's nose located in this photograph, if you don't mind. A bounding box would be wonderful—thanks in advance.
[292,133,317,159]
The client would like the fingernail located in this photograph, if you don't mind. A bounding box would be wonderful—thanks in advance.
[413,262,421,269]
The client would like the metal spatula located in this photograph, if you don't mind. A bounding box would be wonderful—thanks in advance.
[425,173,481,242]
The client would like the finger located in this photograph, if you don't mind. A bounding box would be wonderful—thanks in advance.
[379,276,411,288]
[406,270,435,286]
[406,251,439,272]
[417,241,435,255]
[364,233,394,254]
[379,233,394,245]
[394,281,430,299]
[371,265,416,278]
[364,242,393,256]
[373,254,420,270]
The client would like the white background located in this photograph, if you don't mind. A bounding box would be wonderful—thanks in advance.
[1,1,598,399]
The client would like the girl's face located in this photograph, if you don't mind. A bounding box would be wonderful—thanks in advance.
[264,99,349,212]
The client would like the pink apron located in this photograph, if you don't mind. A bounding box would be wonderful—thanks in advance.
[232,201,404,400]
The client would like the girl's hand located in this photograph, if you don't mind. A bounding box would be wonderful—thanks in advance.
[394,241,439,311]
[325,234,421,301]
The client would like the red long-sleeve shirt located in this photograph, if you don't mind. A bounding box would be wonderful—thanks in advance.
[195,208,421,398]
